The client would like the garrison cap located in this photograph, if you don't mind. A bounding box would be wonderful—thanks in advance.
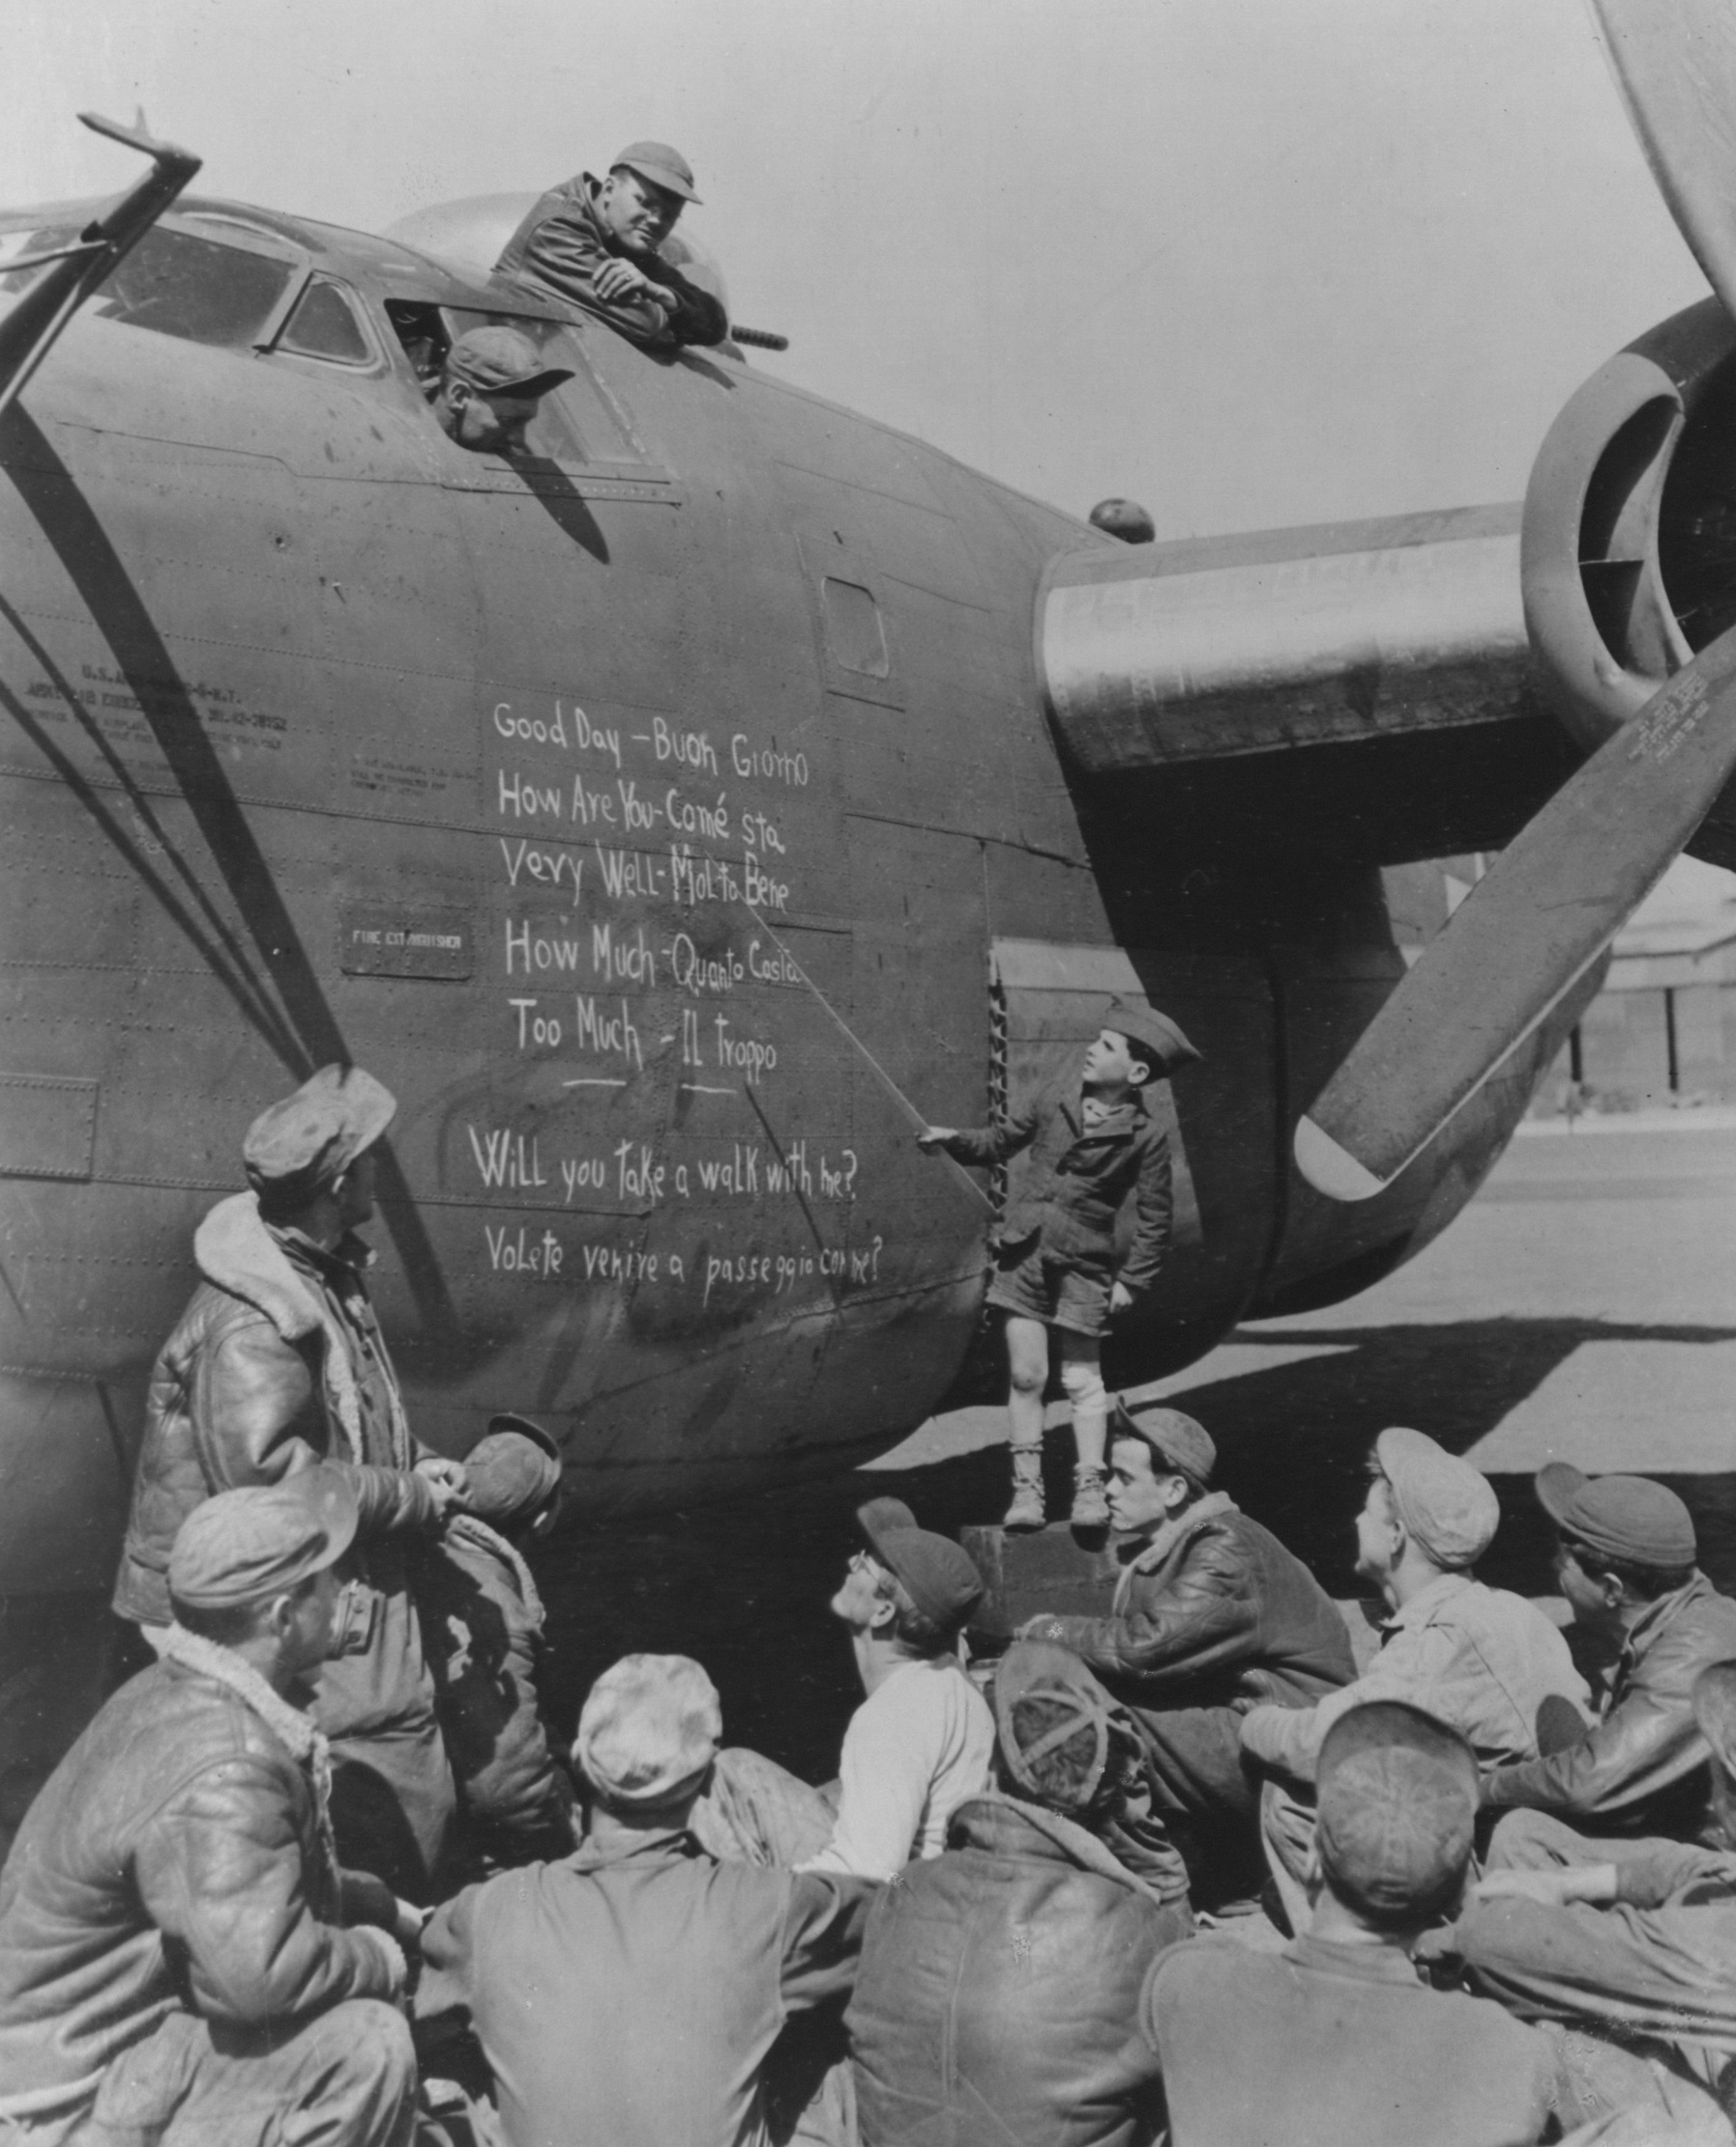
[575,1653,721,1808]
[994,1640,1114,1813]
[1316,1700,1478,1921]
[169,1467,358,1611]
[1111,1399,1215,1489]
[859,1510,985,1634]
[446,325,574,398]
[1537,1463,1696,1569]
[1375,1427,1499,1571]
[464,1413,563,1527]
[1102,998,1202,1074]
[1088,497,1156,545]
[611,140,701,204]
[242,1064,396,1202]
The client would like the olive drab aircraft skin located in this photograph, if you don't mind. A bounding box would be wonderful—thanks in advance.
[10,13,1736,1650]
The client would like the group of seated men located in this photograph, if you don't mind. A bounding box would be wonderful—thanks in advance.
[11,1401,1736,2143]
[6,1062,1736,2143]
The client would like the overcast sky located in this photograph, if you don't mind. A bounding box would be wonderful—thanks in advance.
[9,0,1713,541]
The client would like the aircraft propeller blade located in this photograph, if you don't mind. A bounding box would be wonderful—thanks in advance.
[1585,0,1736,324]
[1294,622,1736,1200]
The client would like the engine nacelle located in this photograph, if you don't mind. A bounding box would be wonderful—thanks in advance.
[1523,296,1736,867]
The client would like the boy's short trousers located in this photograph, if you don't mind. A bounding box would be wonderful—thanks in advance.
[986,1240,1111,1338]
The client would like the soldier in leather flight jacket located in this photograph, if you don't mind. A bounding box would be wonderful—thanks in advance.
[113,1066,469,1902]
[918,997,1200,1533]
[1022,1402,1356,1898]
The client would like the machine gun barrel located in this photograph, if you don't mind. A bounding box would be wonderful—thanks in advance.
[730,324,789,351]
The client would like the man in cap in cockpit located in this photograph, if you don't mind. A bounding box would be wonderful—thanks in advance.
[431,325,573,455]
[494,142,729,351]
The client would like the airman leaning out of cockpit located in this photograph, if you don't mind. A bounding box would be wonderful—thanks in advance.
[493,141,729,351]
[431,326,574,455]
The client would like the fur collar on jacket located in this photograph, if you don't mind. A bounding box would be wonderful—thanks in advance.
[958,1790,1177,1909]
[152,1621,340,1880]
[193,1192,404,1466]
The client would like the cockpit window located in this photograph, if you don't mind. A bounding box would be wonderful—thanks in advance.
[276,277,373,366]
[386,299,650,470]
[0,222,297,350]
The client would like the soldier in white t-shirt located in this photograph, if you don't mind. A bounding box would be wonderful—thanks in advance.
[692,1500,993,1880]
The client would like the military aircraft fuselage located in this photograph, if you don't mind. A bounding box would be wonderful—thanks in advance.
[0,198,1589,1595]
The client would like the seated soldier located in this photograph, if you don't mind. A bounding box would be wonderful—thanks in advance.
[1242,1427,1589,1933]
[429,325,574,455]
[694,1499,994,1880]
[411,1413,578,1877]
[1018,1402,1356,1895]
[493,142,728,351]
[418,1654,875,2147]
[848,1640,1191,2147]
[1153,1702,1719,2147]
[1479,1465,1736,1843]
[1436,1662,1736,2108]
[0,1475,418,2147]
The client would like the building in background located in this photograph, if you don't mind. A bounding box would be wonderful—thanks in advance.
[1534,858,1736,1116]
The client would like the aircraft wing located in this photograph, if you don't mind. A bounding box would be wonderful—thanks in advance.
[1037,501,1530,778]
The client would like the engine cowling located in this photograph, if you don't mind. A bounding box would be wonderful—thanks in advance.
[1523,296,1736,868]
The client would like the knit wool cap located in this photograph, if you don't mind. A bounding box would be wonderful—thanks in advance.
[464,1413,563,1527]
[858,1514,985,1633]
[169,1468,358,1610]
[994,1640,1113,1813]
[242,1065,396,1203]
[1536,1463,1697,1569]
[1376,1427,1499,1570]
[575,1654,721,1808]
[1111,1400,1216,1489]
[1316,1700,1478,1920]
[1102,998,1203,1074]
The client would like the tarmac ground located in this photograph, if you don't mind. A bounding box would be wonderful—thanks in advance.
[537,1114,1736,1783]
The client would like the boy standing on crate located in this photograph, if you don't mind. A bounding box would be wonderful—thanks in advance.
[918,998,1200,1532]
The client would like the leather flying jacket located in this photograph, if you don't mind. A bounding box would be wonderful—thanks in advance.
[1027,1494,1357,1711]
[114,1192,440,1630]
[493,173,729,349]
[942,1081,1173,1294]
[848,1793,1192,2147]
[1481,1572,1736,1840]
[0,1645,401,2126]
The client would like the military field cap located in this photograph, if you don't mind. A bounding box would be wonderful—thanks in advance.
[1536,1462,1696,1569]
[611,140,701,204]
[1102,998,1203,1074]
[243,1064,396,1202]
[861,1516,985,1634]
[1375,1427,1499,1571]
[994,1640,1113,1813]
[855,1496,918,1556]
[1088,497,1156,545]
[169,1467,358,1611]
[1111,1400,1216,1489]
[1316,1700,1478,1920]
[1692,1662,1736,1779]
[464,1413,563,1527]
[447,325,574,398]
[575,1653,721,1808]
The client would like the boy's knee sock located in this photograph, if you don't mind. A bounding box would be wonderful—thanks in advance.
[1059,1359,1108,1470]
